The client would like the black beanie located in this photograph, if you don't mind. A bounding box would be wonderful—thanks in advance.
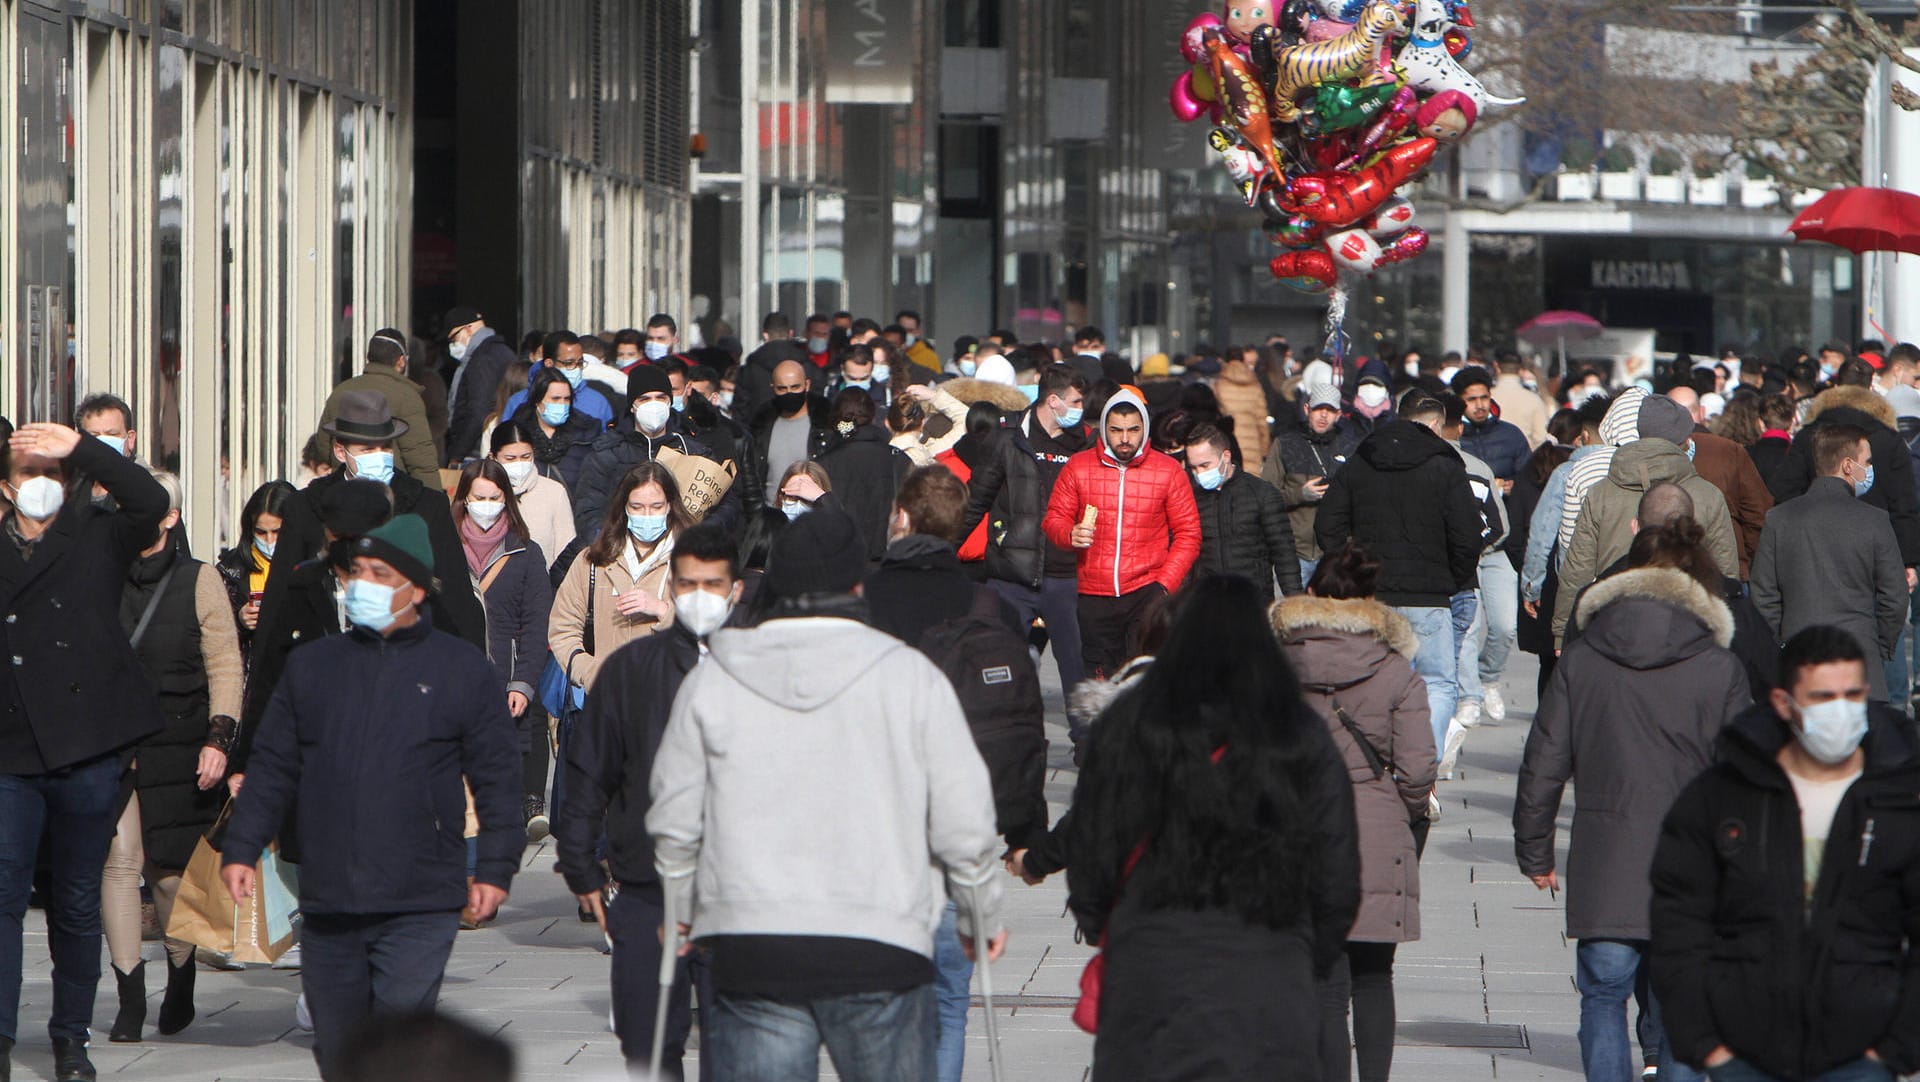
[627,364,673,401]
[764,507,867,600]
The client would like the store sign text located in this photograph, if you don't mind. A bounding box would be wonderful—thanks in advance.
[1590,260,1692,291]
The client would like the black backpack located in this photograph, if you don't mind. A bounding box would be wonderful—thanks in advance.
[917,586,1048,839]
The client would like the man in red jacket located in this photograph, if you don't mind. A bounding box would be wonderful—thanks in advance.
[1043,388,1202,680]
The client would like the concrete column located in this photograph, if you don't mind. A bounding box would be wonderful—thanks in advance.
[1442,209,1470,354]
[1880,49,1920,344]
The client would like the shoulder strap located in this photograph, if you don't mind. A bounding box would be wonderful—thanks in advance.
[1328,695,1392,780]
[581,564,598,656]
[129,564,181,650]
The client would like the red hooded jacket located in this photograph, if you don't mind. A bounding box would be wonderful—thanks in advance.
[1042,389,1202,597]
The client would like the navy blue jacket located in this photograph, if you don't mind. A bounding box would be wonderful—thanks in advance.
[1458,415,1533,481]
[223,609,522,914]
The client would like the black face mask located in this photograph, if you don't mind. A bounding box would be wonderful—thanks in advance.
[774,391,809,416]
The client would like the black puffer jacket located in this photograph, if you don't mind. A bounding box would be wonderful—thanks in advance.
[508,402,600,493]
[1189,469,1301,603]
[573,414,742,537]
[1313,420,1482,607]
[1264,421,1362,564]
[961,410,1092,587]
[816,423,911,562]
[1651,706,1920,1078]
[747,396,831,507]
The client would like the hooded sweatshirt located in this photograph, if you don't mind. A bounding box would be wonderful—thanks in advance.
[1556,386,1646,553]
[1041,389,1203,596]
[647,616,1003,958]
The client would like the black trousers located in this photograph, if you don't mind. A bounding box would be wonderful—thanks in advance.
[1316,941,1399,1082]
[522,702,550,799]
[1077,585,1167,682]
[609,882,716,1080]
[302,910,461,1080]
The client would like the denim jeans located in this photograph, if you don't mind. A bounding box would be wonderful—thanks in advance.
[988,576,1085,705]
[1708,1057,1892,1082]
[933,901,972,1082]
[1575,939,1707,1082]
[1887,583,1918,710]
[608,882,715,1080]
[706,983,937,1082]
[1471,551,1517,690]
[1452,589,1483,706]
[302,910,461,1078]
[1394,605,1457,756]
[0,752,127,1043]
[1299,558,1319,591]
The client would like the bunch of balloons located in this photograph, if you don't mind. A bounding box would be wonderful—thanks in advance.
[1171,0,1522,343]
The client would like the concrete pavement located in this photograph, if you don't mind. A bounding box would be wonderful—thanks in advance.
[10,653,1595,1081]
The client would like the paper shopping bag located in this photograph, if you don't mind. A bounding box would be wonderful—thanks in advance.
[168,819,300,965]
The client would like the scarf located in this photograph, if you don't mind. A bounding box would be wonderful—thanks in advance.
[459,513,507,580]
[515,403,575,465]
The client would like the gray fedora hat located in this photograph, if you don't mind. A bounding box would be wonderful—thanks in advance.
[320,389,409,443]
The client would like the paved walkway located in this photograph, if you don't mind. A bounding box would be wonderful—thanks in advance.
[12,653,1594,1081]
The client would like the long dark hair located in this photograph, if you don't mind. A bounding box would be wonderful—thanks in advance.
[453,459,530,540]
[1064,575,1338,933]
[241,480,298,540]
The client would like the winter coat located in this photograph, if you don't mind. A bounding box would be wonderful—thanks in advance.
[748,396,832,509]
[1751,476,1908,700]
[1899,415,1920,506]
[815,423,912,562]
[1515,567,1750,940]
[962,409,1093,587]
[1775,385,1920,565]
[556,622,702,895]
[1458,414,1532,481]
[1213,363,1273,468]
[0,437,169,775]
[1554,387,1647,553]
[647,615,1004,958]
[1552,437,1739,643]
[1190,469,1301,603]
[1566,554,1780,706]
[121,550,245,870]
[682,399,761,518]
[934,444,990,564]
[1688,428,1774,580]
[1265,420,1362,563]
[1272,596,1435,942]
[447,327,518,462]
[474,534,552,703]
[1490,373,1550,450]
[1313,419,1483,608]
[1042,390,1202,597]
[888,388,970,467]
[509,473,577,581]
[320,365,441,486]
[509,401,600,494]
[548,536,677,691]
[1748,434,1796,506]
[214,542,267,663]
[1650,706,1920,1078]
[573,415,742,538]
[223,610,523,915]
[733,337,812,423]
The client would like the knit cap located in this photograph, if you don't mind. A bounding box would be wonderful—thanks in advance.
[354,514,436,591]
[764,506,867,600]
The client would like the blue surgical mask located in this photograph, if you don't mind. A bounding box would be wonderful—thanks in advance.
[1057,405,1084,428]
[782,499,809,521]
[807,335,829,353]
[1019,384,1040,404]
[1194,467,1225,491]
[448,338,469,362]
[628,512,668,543]
[644,342,671,362]
[871,363,891,384]
[344,579,400,632]
[1795,697,1869,764]
[672,395,686,413]
[1856,463,1876,497]
[541,401,572,426]
[352,451,395,485]
[95,434,128,456]
[253,537,276,561]
[959,359,977,377]
[560,367,584,389]
[845,378,871,391]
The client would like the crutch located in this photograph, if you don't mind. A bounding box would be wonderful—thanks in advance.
[648,886,681,1082]
[966,882,1006,1082]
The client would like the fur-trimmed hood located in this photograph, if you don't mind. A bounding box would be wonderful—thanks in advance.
[941,377,1031,413]
[1805,384,1896,430]
[1573,566,1734,668]
[1270,596,1417,691]
[1067,655,1152,724]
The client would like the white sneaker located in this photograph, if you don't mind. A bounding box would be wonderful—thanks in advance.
[271,943,302,970]
[1455,700,1483,729]
[1483,685,1506,722]
[1426,790,1443,823]
[294,993,314,1033]
[1438,718,1469,779]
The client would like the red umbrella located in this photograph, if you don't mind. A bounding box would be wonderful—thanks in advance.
[1788,187,1920,256]
[1517,310,1604,372]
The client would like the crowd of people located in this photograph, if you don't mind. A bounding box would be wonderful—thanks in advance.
[0,307,1915,1082]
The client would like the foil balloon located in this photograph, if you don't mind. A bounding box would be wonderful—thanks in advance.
[1415,89,1478,142]
[1209,128,1275,206]
[1363,196,1415,237]
[1181,11,1223,62]
[1269,250,1338,292]
[1171,71,1211,122]
[1375,228,1430,268]
[1206,33,1286,186]
[1327,228,1385,278]
[1339,86,1418,167]
[1399,0,1523,112]
[1305,83,1402,133]
[1282,137,1438,226]
[1267,1,1405,123]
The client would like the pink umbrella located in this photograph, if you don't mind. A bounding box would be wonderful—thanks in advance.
[1517,310,1604,372]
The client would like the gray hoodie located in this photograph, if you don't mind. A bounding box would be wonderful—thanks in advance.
[647,615,1004,956]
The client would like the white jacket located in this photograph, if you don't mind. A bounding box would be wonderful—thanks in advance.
[647,616,1004,956]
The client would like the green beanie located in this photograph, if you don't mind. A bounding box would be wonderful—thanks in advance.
[353,513,436,592]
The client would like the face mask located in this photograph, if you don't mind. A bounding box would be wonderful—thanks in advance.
[448,338,469,361]
[903,333,918,347]
[1855,463,1876,497]
[871,363,891,384]
[1019,384,1041,405]
[95,434,128,456]
[1403,360,1419,378]
[501,460,537,490]
[352,451,395,485]
[1357,384,1389,409]
[959,359,977,377]
[844,378,871,391]
[254,537,276,561]
[1685,440,1697,462]
[1194,467,1225,491]
[466,499,506,527]
[774,391,809,415]
[674,588,732,638]
[1057,404,1085,428]
[541,401,572,426]
[13,476,64,521]
[782,498,810,521]
[672,395,686,413]
[344,578,401,632]
[1795,697,1869,764]
[560,367,584,389]
[634,400,672,432]
[628,512,669,543]
[644,342,672,362]
[716,391,734,411]
[807,336,829,353]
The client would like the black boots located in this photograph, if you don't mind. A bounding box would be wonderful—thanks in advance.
[0,1034,13,1082]
[51,1036,95,1082]
[108,962,146,1043]
[156,953,196,1036]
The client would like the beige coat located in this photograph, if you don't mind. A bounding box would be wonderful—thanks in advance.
[890,388,972,467]
[547,535,676,689]
[1214,363,1273,468]
[1490,372,1550,450]
[512,472,577,572]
